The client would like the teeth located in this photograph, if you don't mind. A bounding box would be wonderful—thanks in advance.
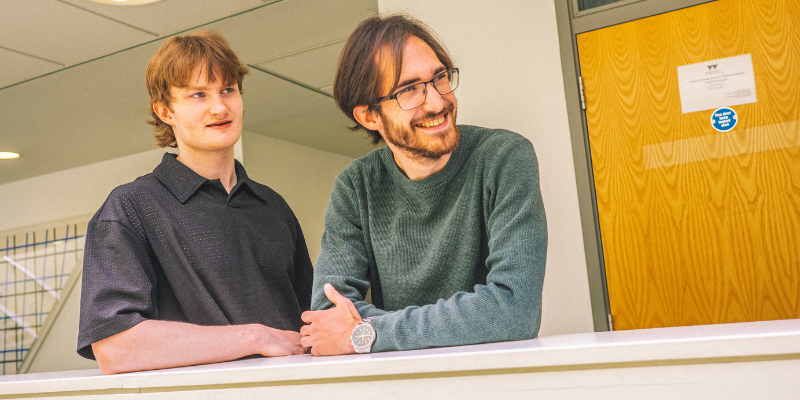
[418,116,445,128]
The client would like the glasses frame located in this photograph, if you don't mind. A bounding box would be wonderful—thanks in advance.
[376,67,460,111]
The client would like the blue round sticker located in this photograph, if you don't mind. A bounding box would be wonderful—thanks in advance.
[710,107,738,132]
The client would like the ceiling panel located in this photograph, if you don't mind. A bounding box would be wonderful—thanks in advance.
[0,40,164,185]
[242,70,377,159]
[0,0,380,185]
[255,40,345,90]
[0,0,155,66]
[0,48,62,89]
[211,0,377,64]
[59,0,268,36]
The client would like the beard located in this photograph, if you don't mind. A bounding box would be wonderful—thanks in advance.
[378,101,460,160]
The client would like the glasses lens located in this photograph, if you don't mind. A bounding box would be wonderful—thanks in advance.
[396,84,426,110]
[434,69,458,95]
[394,68,459,110]
[448,69,459,91]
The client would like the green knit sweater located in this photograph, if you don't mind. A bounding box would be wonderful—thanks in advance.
[312,125,547,352]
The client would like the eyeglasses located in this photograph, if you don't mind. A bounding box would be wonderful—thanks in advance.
[377,68,459,110]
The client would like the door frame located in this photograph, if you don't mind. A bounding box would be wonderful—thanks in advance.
[553,0,716,332]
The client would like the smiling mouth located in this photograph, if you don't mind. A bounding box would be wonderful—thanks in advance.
[415,114,446,128]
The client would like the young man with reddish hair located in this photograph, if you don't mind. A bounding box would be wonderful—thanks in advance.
[78,31,312,374]
[300,16,547,355]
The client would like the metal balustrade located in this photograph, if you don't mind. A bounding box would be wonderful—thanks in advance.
[0,224,85,375]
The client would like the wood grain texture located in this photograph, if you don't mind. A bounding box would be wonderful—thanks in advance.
[577,0,800,330]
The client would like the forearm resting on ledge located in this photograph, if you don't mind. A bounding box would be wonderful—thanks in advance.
[91,320,306,374]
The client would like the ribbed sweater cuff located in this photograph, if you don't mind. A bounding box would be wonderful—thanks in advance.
[369,314,399,352]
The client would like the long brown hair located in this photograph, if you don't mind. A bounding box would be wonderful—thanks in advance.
[145,31,249,148]
[334,15,454,144]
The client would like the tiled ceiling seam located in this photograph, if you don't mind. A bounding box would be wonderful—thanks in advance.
[0,0,284,91]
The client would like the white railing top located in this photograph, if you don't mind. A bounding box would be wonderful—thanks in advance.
[1,319,799,398]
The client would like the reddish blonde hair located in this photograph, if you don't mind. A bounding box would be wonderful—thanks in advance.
[145,31,249,148]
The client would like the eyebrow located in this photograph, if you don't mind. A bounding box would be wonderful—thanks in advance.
[396,66,447,89]
[178,84,236,94]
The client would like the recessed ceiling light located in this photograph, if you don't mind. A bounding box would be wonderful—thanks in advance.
[85,0,163,5]
[0,152,20,160]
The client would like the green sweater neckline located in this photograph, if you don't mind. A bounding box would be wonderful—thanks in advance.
[378,125,473,191]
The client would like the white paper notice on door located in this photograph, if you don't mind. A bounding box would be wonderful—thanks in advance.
[677,54,757,114]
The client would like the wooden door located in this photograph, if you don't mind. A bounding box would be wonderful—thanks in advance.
[577,0,800,330]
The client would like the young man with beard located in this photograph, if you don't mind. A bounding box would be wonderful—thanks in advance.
[300,15,547,355]
[78,31,312,373]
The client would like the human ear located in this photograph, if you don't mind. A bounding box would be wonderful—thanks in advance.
[353,105,382,132]
[153,101,173,126]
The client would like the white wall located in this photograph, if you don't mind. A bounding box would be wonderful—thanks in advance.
[242,131,355,263]
[0,148,167,235]
[22,272,98,374]
[379,0,595,335]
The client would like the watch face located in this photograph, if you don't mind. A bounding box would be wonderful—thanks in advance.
[352,324,375,348]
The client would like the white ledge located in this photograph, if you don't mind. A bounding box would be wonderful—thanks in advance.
[2,319,799,398]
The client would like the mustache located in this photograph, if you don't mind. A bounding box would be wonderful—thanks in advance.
[411,102,456,126]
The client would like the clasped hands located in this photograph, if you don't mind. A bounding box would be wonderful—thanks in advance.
[300,283,363,356]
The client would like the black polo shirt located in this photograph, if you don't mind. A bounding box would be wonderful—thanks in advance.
[77,153,313,360]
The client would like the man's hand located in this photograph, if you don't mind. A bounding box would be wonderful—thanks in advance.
[251,325,309,357]
[300,283,362,356]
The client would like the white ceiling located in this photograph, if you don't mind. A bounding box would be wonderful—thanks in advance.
[0,0,379,185]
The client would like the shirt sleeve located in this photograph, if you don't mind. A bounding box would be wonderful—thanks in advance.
[312,172,388,319]
[77,204,157,360]
[314,138,548,352]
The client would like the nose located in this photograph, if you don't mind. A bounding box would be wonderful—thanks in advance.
[420,81,446,113]
[209,94,228,116]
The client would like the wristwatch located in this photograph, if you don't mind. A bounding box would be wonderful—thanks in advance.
[350,317,376,353]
